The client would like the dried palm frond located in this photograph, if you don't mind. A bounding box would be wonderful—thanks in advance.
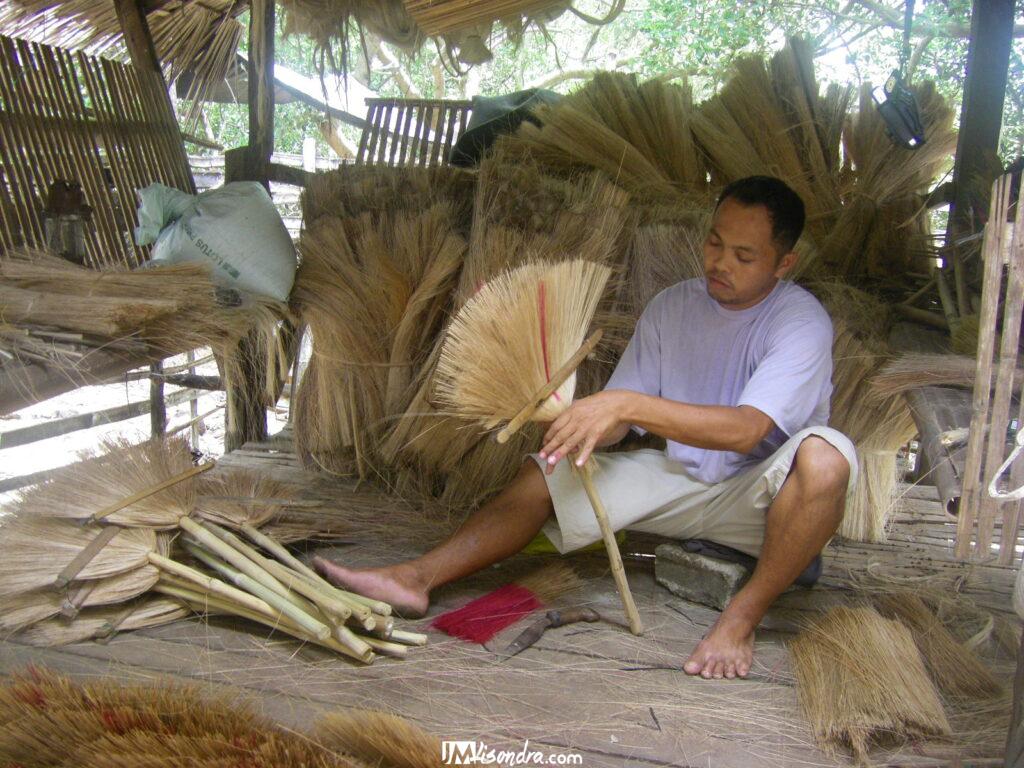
[13,436,195,529]
[789,605,951,763]
[435,259,611,427]
[314,710,441,768]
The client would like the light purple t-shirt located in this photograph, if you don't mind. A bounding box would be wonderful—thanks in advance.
[605,278,833,484]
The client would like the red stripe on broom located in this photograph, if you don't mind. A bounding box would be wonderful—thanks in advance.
[431,584,542,644]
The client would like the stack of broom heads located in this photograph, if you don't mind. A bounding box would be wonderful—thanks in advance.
[0,435,426,661]
[290,36,956,543]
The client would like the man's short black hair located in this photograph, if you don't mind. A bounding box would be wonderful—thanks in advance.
[715,176,805,256]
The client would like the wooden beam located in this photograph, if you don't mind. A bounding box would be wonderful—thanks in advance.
[0,387,202,450]
[112,0,163,77]
[946,0,1015,240]
[247,0,275,180]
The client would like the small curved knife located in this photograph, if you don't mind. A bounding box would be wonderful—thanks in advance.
[500,607,601,659]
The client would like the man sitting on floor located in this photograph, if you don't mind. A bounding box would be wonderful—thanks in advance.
[315,175,857,680]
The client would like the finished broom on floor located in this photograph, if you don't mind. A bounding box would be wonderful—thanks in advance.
[434,259,643,635]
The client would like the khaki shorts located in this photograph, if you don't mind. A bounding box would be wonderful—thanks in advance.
[530,427,858,558]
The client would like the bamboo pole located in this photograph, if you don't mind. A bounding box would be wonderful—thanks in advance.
[577,459,643,635]
[977,196,1024,559]
[957,175,1012,560]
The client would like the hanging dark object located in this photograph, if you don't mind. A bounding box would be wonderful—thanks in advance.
[872,0,927,150]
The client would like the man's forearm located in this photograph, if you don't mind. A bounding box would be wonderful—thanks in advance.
[616,391,771,454]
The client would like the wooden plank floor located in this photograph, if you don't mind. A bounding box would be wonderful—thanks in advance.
[1,431,1018,767]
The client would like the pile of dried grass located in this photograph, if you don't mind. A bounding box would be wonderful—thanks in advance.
[0,251,291,407]
[789,604,951,763]
[0,668,444,767]
[870,352,1024,398]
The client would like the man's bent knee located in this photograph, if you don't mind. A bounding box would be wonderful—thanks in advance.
[793,436,850,493]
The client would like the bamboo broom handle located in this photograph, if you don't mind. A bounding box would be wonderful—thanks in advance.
[148,552,274,619]
[89,461,215,523]
[179,517,308,609]
[577,459,643,635]
[53,525,121,588]
[157,572,281,625]
[204,520,366,624]
[155,582,374,664]
[496,330,603,444]
[389,629,429,646]
[180,539,332,641]
[359,635,408,658]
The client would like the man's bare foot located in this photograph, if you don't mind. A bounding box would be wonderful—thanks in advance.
[312,557,429,618]
[683,613,755,679]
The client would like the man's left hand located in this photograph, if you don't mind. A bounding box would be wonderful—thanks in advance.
[539,391,628,474]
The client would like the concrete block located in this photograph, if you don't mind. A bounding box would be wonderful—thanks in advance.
[654,543,751,612]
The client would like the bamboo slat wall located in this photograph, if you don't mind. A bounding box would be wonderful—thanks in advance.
[956,172,1024,565]
[0,34,194,269]
[355,98,472,167]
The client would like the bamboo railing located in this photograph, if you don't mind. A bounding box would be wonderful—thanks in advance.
[355,98,472,167]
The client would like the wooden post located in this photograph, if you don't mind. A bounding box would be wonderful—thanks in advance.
[149,360,166,438]
[223,0,275,451]
[112,0,163,78]
[946,0,1014,243]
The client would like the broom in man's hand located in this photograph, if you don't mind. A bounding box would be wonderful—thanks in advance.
[435,259,643,635]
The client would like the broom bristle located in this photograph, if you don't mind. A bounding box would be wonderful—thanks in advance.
[16,597,190,646]
[873,592,1004,701]
[434,259,612,427]
[0,517,155,597]
[314,710,441,768]
[431,563,581,643]
[193,471,305,529]
[789,605,951,761]
[13,436,196,529]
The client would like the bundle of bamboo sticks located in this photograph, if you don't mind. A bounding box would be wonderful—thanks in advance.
[0,437,426,660]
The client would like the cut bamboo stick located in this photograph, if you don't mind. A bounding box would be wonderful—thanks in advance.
[389,629,429,646]
[957,175,1012,560]
[577,460,643,635]
[181,539,331,641]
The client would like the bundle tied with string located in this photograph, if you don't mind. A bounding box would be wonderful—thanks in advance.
[434,258,643,634]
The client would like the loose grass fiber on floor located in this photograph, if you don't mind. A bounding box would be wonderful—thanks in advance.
[789,605,950,764]
[0,668,442,768]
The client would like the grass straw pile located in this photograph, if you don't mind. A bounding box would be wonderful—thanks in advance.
[291,36,956,537]
[0,436,427,661]
[0,667,443,768]
[789,592,1007,765]
[0,250,290,409]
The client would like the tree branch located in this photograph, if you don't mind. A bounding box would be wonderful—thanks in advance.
[852,0,1024,38]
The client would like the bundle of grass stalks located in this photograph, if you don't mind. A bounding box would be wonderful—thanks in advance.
[816,282,915,542]
[870,352,1024,398]
[873,591,1003,701]
[301,164,475,230]
[0,251,291,405]
[496,72,704,205]
[0,668,445,768]
[291,204,467,475]
[0,0,241,135]
[789,605,951,763]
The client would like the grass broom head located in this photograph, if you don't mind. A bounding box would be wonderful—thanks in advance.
[434,259,612,428]
[16,595,191,646]
[0,516,156,598]
[873,591,1003,701]
[789,604,950,762]
[431,562,582,643]
[12,435,196,529]
[314,709,440,768]
[0,668,350,767]
[193,470,305,529]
